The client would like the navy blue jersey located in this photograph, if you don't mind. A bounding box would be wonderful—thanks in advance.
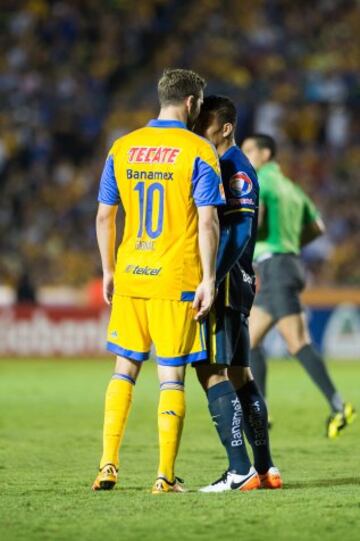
[217,145,259,315]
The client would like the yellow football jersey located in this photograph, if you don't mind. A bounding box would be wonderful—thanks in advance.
[98,119,225,301]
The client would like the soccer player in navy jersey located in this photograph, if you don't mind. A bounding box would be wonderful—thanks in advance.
[194,96,282,492]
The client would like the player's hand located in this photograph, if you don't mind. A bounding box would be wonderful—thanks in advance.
[103,271,114,305]
[193,279,216,321]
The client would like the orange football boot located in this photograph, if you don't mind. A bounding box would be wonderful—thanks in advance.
[259,467,283,489]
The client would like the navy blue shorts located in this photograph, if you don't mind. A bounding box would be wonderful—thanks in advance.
[201,302,250,367]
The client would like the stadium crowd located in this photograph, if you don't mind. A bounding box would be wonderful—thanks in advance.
[0,0,359,294]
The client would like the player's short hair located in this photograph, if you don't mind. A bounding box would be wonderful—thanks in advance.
[248,133,277,159]
[201,95,237,128]
[157,69,206,106]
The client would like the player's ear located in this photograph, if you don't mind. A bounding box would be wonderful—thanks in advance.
[185,95,195,112]
[222,122,233,138]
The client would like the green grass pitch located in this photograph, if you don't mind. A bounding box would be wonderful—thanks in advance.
[0,358,359,541]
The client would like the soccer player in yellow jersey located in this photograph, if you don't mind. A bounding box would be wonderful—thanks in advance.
[92,69,225,493]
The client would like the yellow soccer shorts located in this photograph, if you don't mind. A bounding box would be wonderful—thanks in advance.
[106,295,207,366]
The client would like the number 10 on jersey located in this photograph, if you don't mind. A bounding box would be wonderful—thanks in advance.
[134,181,164,239]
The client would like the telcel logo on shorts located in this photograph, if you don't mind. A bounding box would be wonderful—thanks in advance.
[125,264,162,276]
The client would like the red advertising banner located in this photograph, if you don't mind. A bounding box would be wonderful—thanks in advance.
[0,306,109,356]
[1,303,359,358]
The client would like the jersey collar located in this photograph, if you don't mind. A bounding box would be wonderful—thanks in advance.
[147,119,187,129]
[220,144,238,160]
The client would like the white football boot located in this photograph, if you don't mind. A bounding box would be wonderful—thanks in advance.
[199,466,260,493]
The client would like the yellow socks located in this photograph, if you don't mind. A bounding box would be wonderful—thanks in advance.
[157,388,186,482]
[100,376,185,482]
[100,374,134,469]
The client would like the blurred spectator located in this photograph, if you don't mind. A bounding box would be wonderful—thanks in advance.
[0,0,359,289]
[16,272,36,304]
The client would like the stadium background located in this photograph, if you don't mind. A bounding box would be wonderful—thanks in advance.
[1,2,359,541]
[0,0,359,357]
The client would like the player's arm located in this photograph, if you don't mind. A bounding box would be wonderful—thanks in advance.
[257,202,266,228]
[192,146,225,320]
[301,216,325,247]
[96,203,118,304]
[216,215,253,284]
[97,152,121,304]
[300,191,325,247]
[255,166,271,236]
[216,165,258,282]
[194,205,220,320]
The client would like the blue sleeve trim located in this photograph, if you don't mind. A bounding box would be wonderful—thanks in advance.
[180,291,195,301]
[156,350,207,366]
[192,157,225,207]
[98,155,121,205]
[106,341,150,361]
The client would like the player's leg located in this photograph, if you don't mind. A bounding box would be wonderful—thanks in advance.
[250,345,268,398]
[229,367,274,471]
[276,312,356,437]
[92,296,151,490]
[194,307,260,493]
[249,255,297,400]
[269,252,351,436]
[92,356,142,490]
[196,363,227,390]
[249,305,274,349]
[277,312,344,418]
[248,305,274,398]
[196,364,257,492]
[228,315,282,489]
[153,363,186,493]
[149,297,206,493]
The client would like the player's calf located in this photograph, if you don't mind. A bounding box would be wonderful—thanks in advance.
[156,374,186,490]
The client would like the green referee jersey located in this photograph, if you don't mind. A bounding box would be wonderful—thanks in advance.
[254,162,320,260]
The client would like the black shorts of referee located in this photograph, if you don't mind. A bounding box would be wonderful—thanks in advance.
[254,253,306,322]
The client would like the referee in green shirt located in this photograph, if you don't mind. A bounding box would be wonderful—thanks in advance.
[242,134,355,438]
